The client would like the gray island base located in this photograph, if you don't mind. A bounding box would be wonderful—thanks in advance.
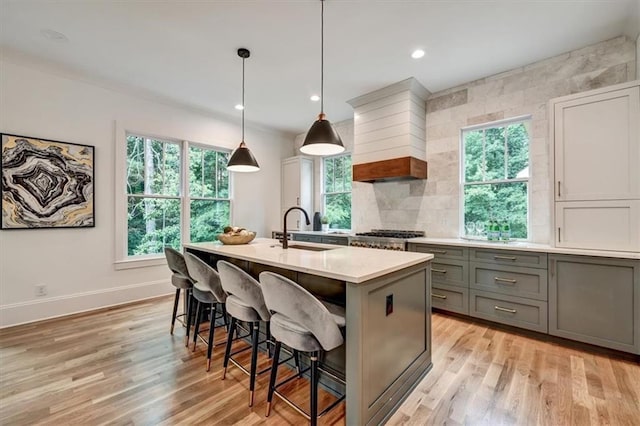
[183,238,433,425]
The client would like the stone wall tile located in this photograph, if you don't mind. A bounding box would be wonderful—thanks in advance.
[485,90,525,114]
[467,111,504,126]
[468,79,505,103]
[568,64,628,93]
[426,89,468,114]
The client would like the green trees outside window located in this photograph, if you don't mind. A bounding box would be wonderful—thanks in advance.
[462,119,530,239]
[126,135,230,256]
[323,154,352,230]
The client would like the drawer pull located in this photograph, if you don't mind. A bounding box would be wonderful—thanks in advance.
[432,268,447,274]
[494,305,517,314]
[431,249,448,254]
[494,255,517,261]
[494,277,517,284]
[432,293,448,299]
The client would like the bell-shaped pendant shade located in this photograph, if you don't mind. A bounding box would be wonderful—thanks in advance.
[300,114,345,156]
[227,141,260,172]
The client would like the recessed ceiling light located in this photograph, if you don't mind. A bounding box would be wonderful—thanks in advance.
[411,49,425,59]
[41,29,68,42]
[310,95,320,102]
[235,104,244,110]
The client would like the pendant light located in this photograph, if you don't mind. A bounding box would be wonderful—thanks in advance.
[300,0,345,156]
[227,48,260,172]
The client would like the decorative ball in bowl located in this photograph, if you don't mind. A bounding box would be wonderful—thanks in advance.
[217,226,256,245]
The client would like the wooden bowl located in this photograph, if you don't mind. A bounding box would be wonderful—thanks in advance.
[217,232,256,245]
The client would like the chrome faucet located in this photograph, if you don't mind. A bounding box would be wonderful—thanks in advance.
[282,207,311,249]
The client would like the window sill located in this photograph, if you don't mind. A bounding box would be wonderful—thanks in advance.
[114,256,166,270]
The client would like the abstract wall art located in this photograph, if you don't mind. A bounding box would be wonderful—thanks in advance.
[1,134,95,229]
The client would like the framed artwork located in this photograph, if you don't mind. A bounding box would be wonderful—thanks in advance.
[1,133,95,229]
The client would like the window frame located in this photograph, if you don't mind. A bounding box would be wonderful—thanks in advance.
[115,123,232,269]
[321,153,352,231]
[459,115,532,241]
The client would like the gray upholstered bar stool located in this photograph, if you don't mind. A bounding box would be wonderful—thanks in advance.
[217,260,300,407]
[184,253,228,371]
[163,247,194,336]
[260,271,346,426]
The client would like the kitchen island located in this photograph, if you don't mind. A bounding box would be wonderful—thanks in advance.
[183,238,433,425]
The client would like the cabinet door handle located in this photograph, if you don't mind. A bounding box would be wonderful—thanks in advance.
[432,268,447,274]
[557,181,561,197]
[431,249,447,254]
[432,293,448,299]
[558,227,561,243]
[494,277,517,284]
[494,305,517,314]
[296,196,300,205]
[494,255,516,261]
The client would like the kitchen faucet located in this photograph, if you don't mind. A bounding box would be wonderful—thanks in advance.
[282,207,311,249]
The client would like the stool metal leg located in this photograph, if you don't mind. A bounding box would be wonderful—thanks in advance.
[170,288,180,334]
[265,341,281,417]
[185,291,193,347]
[192,301,202,352]
[310,351,319,426]
[222,317,237,380]
[294,350,301,377]
[249,321,260,406]
[206,303,217,371]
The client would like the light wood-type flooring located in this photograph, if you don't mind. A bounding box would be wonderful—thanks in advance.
[1,296,638,425]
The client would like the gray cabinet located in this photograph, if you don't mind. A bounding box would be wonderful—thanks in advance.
[469,248,549,332]
[292,233,323,243]
[549,255,640,354]
[408,243,469,315]
[291,233,349,246]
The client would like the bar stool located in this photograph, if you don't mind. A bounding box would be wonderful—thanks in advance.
[184,253,228,371]
[260,271,346,426]
[217,260,301,407]
[163,247,194,336]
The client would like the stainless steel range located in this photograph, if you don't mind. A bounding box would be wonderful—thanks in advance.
[349,229,425,251]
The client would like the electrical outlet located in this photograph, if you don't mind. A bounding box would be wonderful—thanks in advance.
[35,284,47,297]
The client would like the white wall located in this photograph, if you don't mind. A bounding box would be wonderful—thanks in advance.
[0,58,293,327]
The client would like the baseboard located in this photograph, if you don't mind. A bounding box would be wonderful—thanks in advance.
[0,280,172,328]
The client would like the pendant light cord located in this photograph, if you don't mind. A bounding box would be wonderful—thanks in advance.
[320,0,324,115]
[242,55,245,142]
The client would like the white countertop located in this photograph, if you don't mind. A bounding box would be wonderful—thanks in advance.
[407,237,640,260]
[184,238,433,283]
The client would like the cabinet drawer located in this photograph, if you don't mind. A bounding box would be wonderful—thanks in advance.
[470,262,547,301]
[431,260,468,288]
[321,236,349,246]
[409,244,468,261]
[470,290,548,333]
[470,248,547,269]
[293,234,323,243]
[431,285,469,315]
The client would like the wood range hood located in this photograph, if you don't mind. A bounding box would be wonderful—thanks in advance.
[352,156,427,183]
[348,78,430,184]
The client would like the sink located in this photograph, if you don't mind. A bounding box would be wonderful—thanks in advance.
[287,244,334,252]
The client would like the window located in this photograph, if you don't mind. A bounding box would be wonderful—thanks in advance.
[125,134,230,257]
[323,154,352,230]
[461,117,530,239]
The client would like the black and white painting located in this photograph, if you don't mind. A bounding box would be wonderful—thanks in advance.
[1,134,94,229]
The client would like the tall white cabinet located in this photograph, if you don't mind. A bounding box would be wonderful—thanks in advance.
[281,156,313,230]
[551,80,640,252]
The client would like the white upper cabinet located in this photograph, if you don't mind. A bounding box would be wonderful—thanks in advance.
[553,85,639,201]
[281,156,313,230]
[551,81,640,252]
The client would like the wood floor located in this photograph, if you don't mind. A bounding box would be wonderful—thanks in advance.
[1,297,638,425]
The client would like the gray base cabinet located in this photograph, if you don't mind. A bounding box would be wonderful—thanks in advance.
[409,243,470,315]
[549,255,640,354]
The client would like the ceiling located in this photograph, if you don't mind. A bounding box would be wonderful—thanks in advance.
[1,1,638,134]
